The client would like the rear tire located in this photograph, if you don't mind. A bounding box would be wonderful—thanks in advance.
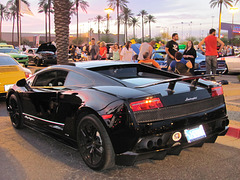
[8,94,24,129]
[77,114,115,170]
[35,57,41,67]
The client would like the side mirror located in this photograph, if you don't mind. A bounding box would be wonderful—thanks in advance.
[16,78,26,87]
[16,78,33,91]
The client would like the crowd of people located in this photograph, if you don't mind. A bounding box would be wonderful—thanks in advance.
[68,28,228,78]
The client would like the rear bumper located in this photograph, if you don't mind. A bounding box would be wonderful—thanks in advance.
[194,68,227,75]
[115,116,229,166]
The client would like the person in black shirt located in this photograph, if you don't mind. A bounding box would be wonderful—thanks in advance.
[165,33,179,66]
[183,40,196,75]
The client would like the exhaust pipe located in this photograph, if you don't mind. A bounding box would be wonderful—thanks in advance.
[138,139,154,150]
[152,137,162,147]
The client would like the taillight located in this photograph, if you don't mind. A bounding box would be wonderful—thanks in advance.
[25,72,32,78]
[211,86,223,97]
[130,98,163,112]
[101,114,113,120]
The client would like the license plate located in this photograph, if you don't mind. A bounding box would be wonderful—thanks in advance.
[184,125,206,143]
[4,84,14,92]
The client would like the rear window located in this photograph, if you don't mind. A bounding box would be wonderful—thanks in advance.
[0,56,18,66]
[0,49,18,53]
[92,66,138,79]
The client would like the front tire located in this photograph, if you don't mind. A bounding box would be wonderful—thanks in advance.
[77,114,115,170]
[8,94,24,129]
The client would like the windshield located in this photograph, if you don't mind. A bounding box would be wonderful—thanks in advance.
[0,56,18,66]
[0,49,18,53]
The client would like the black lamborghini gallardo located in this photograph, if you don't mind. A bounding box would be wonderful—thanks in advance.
[6,61,229,170]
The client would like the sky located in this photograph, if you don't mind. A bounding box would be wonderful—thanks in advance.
[1,0,240,40]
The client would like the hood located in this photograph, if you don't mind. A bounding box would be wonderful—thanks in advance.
[8,53,28,58]
[36,42,56,53]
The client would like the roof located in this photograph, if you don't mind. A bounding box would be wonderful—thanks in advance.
[74,60,135,69]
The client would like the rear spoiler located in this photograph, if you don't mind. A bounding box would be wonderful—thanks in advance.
[135,74,218,92]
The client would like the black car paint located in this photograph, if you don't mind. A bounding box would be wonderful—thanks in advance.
[6,61,229,167]
[34,42,57,66]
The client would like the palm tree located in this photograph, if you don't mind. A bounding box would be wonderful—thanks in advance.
[39,0,54,42]
[210,0,233,38]
[108,0,129,44]
[0,4,9,41]
[95,15,103,41]
[38,3,49,42]
[145,14,156,40]
[72,0,88,45]
[128,17,139,39]
[7,0,30,46]
[138,10,148,42]
[120,7,133,42]
[8,4,17,44]
[53,0,72,64]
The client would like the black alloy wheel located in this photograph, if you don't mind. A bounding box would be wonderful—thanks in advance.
[8,94,24,129]
[77,114,115,170]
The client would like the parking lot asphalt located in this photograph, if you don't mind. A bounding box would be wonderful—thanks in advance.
[216,75,240,139]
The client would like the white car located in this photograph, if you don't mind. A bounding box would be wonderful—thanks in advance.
[218,54,240,73]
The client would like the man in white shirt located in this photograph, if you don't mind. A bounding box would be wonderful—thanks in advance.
[138,40,156,60]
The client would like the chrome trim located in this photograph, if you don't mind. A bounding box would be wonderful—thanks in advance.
[22,112,65,126]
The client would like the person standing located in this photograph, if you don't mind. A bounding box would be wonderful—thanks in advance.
[89,38,99,60]
[198,28,224,77]
[111,44,121,60]
[183,40,197,75]
[120,41,135,61]
[165,33,179,66]
[99,41,107,60]
[138,40,156,60]
[69,44,76,61]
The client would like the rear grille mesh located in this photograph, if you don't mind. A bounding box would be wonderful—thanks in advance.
[134,96,224,123]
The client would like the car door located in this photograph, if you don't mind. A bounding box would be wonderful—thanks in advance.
[21,69,68,134]
[226,55,240,73]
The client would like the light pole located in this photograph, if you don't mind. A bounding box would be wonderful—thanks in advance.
[229,7,239,43]
[104,8,113,35]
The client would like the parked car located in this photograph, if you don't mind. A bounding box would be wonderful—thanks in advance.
[151,49,227,74]
[0,53,31,94]
[24,48,38,64]
[33,42,57,66]
[0,48,29,67]
[6,61,229,170]
[218,54,240,73]
[0,43,14,49]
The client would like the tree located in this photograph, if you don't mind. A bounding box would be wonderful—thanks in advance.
[8,4,17,45]
[145,14,156,40]
[120,7,133,43]
[95,15,103,41]
[53,0,71,64]
[7,0,30,46]
[0,4,9,41]
[210,0,233,38]
[108,0,129,45]
[39,0,54,42]
[138,10,148,42]
[72,0,89,45]
[129,17,139,40]
[38,3,49,42]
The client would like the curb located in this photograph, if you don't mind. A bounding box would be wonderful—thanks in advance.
[226,126,240,139]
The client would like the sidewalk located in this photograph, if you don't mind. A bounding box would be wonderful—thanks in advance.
[217,75,240,139]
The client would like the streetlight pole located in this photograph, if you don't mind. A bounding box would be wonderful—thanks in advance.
[229,7,239,44]
[104,8,113,36]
